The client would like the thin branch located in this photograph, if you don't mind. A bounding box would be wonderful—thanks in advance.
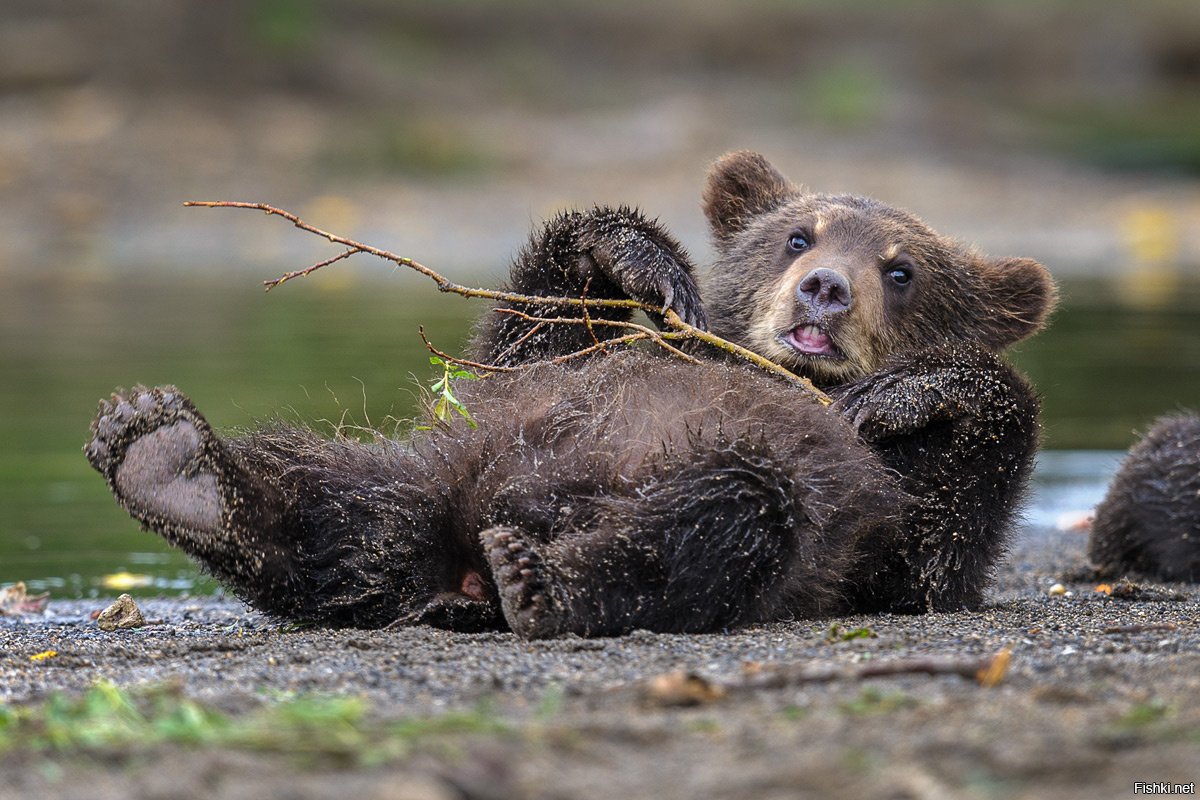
[264,247,363,290]
[184,200,832,404]
[185,201,644,310]
[418,327,516,374]
[643,649,1012,706]
[548,332,659,366]
[494,308,701,365]
[661,309,821,395]
[579,277,604,352]
[737,649,1012,690]
[493,320,547,364]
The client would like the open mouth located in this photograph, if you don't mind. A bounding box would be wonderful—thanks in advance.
[783,324,845,359]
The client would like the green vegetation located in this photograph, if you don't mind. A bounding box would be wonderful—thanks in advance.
[839,687,918,716]
[826,623,876,643]
[1032,95,1200,175]
[794,62,886,130]
[248,0,321,53]
[427,356,479,429]
[1116,699,1170,729]
[0,682,507,766]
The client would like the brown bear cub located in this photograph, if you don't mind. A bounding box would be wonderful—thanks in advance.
[85,152,1056,637]
[1090,413,1200,582]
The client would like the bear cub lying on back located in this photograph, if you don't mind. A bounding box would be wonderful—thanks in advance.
[86,152,1057,637]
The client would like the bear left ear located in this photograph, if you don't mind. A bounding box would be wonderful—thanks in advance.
[974,256,1059,349]
[702,151,799,243]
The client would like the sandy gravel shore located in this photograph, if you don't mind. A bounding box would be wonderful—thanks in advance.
[1,524,1197,800]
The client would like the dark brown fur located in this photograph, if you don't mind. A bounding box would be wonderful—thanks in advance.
[85,151,1057,635]
[1090,413,1200,582]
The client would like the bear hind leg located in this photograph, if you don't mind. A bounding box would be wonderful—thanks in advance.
[484,442,814,638]
[85,386,287,596]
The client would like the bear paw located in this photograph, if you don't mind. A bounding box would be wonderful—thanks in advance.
[577,209,708,330]
[482,526,568,639]
[85,386,223,534]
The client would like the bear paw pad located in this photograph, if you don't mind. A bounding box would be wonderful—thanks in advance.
[86,386,222,533]
[482,527,567,639]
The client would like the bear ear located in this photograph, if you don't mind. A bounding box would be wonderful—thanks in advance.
[974,256,1059,349]
[702,151,799,243]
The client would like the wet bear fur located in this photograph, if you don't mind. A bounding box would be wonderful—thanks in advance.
[86,151,1057,637]
[1090,412,1200,582]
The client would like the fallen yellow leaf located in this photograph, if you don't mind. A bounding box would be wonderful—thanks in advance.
[976,648,1012,688]
[644,671,726,707]
[29,650,57,662]
[100,572,153,591]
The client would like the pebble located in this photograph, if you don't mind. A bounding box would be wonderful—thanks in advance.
[96,593,147,631]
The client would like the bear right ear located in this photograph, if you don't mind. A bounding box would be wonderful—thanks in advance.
[702,151,799,243]
[974,256,1060,349]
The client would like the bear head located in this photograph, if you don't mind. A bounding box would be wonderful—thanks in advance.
[700,151,1058,387]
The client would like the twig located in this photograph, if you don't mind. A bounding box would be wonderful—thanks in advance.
[418,327,515,374]
[184,200,832,404]
[662,309,826,396]
[493,319,548,364]
[580,277,603,352]
[494,309,701,365]
[546,332,665,366]
[264,247,363,290]
[642,650,1012,707]
[736,649,1012,690]
[185,201,644,310]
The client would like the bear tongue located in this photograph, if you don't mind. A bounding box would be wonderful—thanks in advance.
[788,324,835,356]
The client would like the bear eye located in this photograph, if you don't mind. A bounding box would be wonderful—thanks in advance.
[786,233,811,253]
[886,265,913,287]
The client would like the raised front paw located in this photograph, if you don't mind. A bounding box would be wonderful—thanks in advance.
[85,386,223,533]
[832,348,1021,442]
[577,207,707,330]
[831,373,950,441]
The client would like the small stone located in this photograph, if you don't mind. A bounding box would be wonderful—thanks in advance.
[96,593,146,631]
[1048,583,1066,596]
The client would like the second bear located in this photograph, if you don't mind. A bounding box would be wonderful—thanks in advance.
[1090,412,1200,582]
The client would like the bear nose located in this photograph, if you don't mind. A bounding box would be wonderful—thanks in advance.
[796,268,852,313]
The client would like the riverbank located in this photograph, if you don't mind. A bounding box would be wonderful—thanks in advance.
[1,523,1196,800]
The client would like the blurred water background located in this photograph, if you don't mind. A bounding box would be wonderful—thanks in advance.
[1,1,1197,596]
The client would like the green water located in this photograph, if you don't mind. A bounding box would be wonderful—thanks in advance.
[2,271,1198,596]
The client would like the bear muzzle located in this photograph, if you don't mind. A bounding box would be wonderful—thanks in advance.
[779,267,853,359]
